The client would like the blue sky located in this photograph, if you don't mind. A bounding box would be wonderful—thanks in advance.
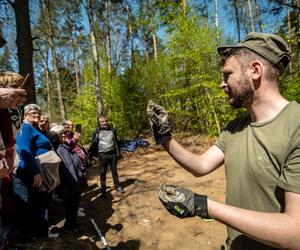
[0,0,287,71]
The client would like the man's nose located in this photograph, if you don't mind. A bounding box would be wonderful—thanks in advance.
[219,80,226,88]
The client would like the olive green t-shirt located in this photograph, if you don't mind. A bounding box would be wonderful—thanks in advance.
[215,101,300,250]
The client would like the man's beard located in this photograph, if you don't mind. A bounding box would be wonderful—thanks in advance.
[229,77,254,109]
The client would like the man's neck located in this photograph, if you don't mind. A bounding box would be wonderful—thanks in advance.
[247,89,289,123]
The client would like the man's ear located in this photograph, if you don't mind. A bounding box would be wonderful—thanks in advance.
[250,61,262,80]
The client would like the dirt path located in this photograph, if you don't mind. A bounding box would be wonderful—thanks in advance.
[25,137,227,250]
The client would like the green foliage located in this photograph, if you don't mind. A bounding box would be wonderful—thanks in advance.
[158,13,235,135]
[68,83,98,144]
[68,11,239,141]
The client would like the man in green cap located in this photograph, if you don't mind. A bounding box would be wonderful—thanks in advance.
[148,32,300,249]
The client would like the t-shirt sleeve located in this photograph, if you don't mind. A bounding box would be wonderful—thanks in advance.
[278,144,300,193]
[215,115,250,153]
[215,130,228,153]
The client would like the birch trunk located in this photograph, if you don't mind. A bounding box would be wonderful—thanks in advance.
[152,33,158,63]
[105,0,112,75]
[247,0,255,32]
[214,0,219,39]
[86,0,104,115]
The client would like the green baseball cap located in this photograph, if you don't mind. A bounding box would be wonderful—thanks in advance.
[217,32,291,73]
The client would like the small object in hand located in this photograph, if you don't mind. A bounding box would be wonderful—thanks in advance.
[147,100,171,134]
[158,184,210,219]
[0,71,26,88]
[147,100,172,144]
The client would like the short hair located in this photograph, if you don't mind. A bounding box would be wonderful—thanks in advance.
[24,104,41,114]
[63,120,73,126]
[50,125,65,137]
[220,47,280,81]
[40,114,49,120]
[99,115,108,120]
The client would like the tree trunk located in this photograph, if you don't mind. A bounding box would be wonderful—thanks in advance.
[242,6,249,34]
[115,21,120,68]
[86,0,104,115]
[42,0,66,120]
[152,33,158,63]
[182,0,188,14]
[214,0,219,39]
[9,0,36,104]
[101,32,107,68]
[70,36,81,95]
[285,0,293,72]
[233,0,241,42]
[125,3,134,69]
[254,0,263,32]
[247,0,255,32]
[203,0,209,26]
[105,0,112,75]
[45,68,51,118]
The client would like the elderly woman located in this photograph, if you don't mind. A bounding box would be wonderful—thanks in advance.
[13,104,54,241]
[50,125,84,234]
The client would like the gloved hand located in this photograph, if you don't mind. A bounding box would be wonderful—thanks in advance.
[147,100,171,144]
[158,184,210,219]
[0,71,25,88]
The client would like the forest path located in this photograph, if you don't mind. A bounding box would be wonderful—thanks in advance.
[27,136,227,250]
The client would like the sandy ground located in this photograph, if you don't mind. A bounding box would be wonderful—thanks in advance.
[21,135,227,250]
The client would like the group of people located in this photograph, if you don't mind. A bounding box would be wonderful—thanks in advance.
[1,19,299,250]
[12,103,89,241]
[0,98,125,246]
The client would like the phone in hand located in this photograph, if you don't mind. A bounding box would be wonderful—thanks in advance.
[75,124,82,134]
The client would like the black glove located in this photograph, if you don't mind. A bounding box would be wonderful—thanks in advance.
[147,100,171,144]
[158,184,210,219]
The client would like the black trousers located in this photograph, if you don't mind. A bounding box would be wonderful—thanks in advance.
[14,188,48,239]
[63,192,80,230]
[98,152,120,190]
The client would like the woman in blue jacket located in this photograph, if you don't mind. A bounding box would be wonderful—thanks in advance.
[13,104,51,241]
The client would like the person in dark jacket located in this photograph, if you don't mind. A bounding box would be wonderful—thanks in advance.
[50,125,84,234]
[88,115,123,198]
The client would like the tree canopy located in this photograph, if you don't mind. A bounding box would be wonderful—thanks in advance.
[0,0,299,143]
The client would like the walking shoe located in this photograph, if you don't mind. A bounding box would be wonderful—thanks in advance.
[77,210,86,217]
[116,186,124,193]
[48,226,60,238]
[48,231,59,238]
